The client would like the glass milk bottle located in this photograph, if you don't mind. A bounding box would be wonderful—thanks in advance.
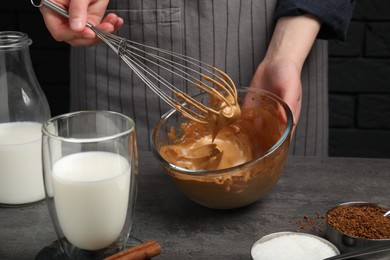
[0,31,51,206]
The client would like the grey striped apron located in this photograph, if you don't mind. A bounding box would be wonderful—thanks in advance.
[69,0,328,156]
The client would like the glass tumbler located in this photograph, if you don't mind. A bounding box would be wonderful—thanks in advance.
[42,111,138,259]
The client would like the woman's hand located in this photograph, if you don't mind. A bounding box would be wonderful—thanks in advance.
[39,0,124,46]
[250,15,321,133]
[250,57,302,131]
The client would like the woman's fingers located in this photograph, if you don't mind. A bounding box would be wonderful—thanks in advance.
[68,0,89,31]
[39,0,123,46]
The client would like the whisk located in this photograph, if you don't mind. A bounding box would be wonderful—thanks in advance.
[33,0,240,127]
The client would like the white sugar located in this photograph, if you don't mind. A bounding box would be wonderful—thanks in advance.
[251,234,337,260]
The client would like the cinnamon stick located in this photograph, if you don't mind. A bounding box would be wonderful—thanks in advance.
[104,240,161,260]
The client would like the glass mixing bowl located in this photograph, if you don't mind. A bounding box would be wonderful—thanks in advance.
[151,87,293,209]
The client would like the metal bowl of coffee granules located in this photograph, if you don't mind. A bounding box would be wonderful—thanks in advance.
[325,201,390,260]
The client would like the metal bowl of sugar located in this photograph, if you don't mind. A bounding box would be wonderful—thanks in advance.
[250,231,339,260]
[325,201,390,260]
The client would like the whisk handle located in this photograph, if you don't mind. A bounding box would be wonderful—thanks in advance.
[35,0,93,29]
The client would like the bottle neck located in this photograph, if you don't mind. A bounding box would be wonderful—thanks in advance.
[0,31,34,78]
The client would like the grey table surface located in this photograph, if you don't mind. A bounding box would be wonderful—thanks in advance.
[1,151,389,260]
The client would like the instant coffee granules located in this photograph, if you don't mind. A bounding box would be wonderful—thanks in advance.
[293,211,325,232]
[326,204,390,239]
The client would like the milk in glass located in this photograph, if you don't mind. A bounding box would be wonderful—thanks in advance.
[0,122,44,204]
[52,151,130,250]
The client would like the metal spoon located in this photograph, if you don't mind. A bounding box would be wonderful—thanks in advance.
[384,210,390,217]
[324,243,390,260]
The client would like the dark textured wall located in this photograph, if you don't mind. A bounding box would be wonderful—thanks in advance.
[329,0,390,158]
[1,1,389,158]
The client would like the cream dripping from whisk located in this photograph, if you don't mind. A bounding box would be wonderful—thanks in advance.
[208,94,241,140]
[176,67,241,140]
[163,69,242,168]
[173,90,241,140]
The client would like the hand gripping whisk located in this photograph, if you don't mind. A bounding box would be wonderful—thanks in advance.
[33,0,241,130]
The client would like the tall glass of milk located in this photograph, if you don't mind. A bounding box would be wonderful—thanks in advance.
[0,31,51,206]
[42,111,138,259]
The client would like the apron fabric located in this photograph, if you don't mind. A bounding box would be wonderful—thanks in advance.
[70,0,328,156]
